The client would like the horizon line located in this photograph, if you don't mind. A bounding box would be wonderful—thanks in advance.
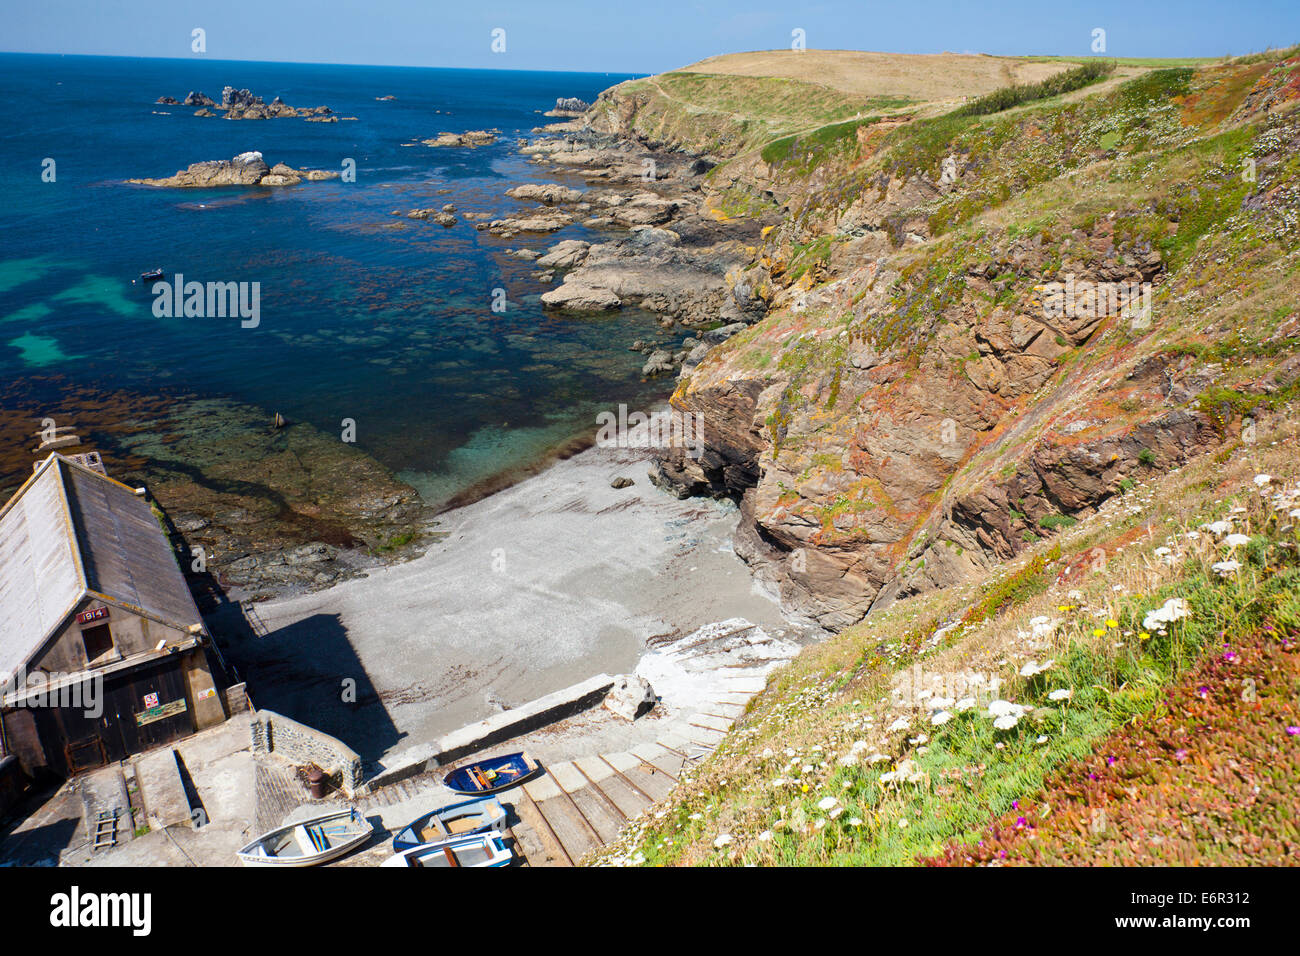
[0,46,1259,76]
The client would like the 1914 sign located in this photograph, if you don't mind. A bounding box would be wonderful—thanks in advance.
[77,606,109,625]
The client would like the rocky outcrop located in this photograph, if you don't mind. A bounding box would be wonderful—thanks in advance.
[540,226,749,323]
[165,87,337,120]
[404,207,458,226]
[505,183,584,204]
[546,96,592,117]
[127,152,340,188]
[646,214,1242,629]
[422,130,498,148]
[535,239,590,269]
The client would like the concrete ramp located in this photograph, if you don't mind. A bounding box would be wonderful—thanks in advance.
[135,749,193,830]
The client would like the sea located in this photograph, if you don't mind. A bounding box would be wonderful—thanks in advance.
[0,53,664,508]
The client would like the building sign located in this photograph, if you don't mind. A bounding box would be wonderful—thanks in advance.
[143,692,159,708]
[135,698,187,726]
[77,606,109,625]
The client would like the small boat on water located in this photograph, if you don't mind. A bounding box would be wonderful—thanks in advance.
[140,268,165,283]
[236,808,373,867]
[442,752,540,795]
[381,833,513,868]
[392,796,508,851]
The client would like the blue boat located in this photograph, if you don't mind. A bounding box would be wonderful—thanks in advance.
[392,796,508,851]
[442,751,540,795]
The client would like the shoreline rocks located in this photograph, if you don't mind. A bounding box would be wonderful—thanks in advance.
[421,130,498,148]
[127,152,341,188]
[403,207,458,226]
[505,183,585,204]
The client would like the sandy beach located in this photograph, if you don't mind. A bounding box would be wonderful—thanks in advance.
[224,434,814,766]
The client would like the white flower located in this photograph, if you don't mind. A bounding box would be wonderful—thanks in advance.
[1048,688,1073,701]
[1204,520,1233,535]
[817,796,839,812]
[829,806,845,820]
[993,714,1020,730]
[714,834,732,848]
[848,817,863,827]
[1212,559,1241,577]
[1036,735,1049,744]
[757,830,772,842]
[953,697,977,712]
[1254,474,1272,487]
[931,710,954,726]
[1142,597,1190,631]
[1154,546,1171,556]
[888,716,911,732]
[1224,533,1250,548]
[898,819,909,829]
[988,699,1027,718]
[1019,659,1055,677]
[926,696,955,711]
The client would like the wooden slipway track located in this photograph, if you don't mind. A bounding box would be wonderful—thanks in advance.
[353,678,764,865]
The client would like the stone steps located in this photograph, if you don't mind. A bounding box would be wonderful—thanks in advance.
[503,705,740,866]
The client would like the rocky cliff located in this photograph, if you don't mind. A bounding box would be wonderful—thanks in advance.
[584,52,1300,630]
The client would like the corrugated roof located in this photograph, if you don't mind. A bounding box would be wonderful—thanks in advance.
[0,455,203,678]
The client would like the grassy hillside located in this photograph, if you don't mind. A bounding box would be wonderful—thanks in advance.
[598,425,1300,865]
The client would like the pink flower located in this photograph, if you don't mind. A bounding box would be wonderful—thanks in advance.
[1174,749,1189,761]
[1287,726,1300,737]
[1197,685,1211,699]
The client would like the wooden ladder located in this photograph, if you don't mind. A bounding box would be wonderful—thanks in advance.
[91,808,119,851]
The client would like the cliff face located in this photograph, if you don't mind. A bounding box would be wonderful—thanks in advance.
[616,53,1300,629]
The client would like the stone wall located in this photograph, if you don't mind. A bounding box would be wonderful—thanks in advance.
[249,710,363,797]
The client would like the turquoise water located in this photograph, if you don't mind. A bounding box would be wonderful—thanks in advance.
[0,54,663,507]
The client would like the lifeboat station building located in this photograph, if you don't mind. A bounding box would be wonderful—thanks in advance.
[0,454,228,783]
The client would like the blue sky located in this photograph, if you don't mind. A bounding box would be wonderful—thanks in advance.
[3,0,1297,74]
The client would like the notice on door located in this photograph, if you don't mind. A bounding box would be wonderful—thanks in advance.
[135,699,187,726]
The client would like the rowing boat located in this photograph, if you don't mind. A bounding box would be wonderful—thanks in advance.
[236,808,373,866]
[380,833,513,868]
[392,796,508,851]
[442,752,540,795]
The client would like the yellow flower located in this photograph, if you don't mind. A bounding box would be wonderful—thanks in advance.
[1139,632,1151,641]
[1106,619,1119,629]
[1092,627,1106,637]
